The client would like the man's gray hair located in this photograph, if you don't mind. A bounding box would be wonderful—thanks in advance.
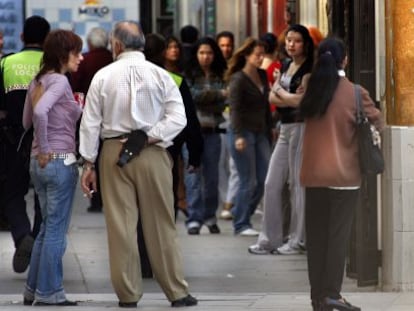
[87,27,109,49]
[113,21,145,51]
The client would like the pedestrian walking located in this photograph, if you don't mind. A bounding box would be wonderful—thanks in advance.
[183,36,228,235]
[22,29,83,306]
[79,21,197,308]
[225,37,272,236]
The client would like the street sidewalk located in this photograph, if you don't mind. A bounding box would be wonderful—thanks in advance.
[0,187,411,310]
[0,292,413,310]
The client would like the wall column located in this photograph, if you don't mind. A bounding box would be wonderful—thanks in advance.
[382,0,414,291]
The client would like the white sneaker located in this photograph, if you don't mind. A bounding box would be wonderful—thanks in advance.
[219,209,233,220]
[238,228,259,236]
[276,242,301,255]
[248,244,270,255]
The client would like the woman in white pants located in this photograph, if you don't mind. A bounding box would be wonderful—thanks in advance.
[249,24,314,255]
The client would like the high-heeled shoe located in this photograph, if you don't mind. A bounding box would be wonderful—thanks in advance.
[322,297,361,311]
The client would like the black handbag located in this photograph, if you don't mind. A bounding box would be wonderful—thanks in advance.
[354,85,384,175]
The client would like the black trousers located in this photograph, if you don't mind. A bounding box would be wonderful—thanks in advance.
[305,187,359,302]
[0,142,41,247]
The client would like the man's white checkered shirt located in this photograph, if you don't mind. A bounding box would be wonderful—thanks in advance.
[79,51,187,163]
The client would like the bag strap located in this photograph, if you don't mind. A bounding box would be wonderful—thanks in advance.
[354,84,365,123]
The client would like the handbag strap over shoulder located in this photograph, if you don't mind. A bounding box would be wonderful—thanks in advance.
[354,84,366,123]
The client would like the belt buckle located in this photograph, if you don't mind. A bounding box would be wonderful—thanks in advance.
[50,153,68,160]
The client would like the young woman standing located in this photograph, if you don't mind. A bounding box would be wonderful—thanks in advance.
[249,24,314,254]
[300,37,382,311]
[22,30,83,306]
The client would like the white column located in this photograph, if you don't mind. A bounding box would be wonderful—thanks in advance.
[382,127,414,291]
[298,0,318,26]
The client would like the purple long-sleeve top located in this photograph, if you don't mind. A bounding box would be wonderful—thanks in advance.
[22,73,82,156]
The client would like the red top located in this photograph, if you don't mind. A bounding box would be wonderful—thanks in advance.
[265,61,282,112]
[70,47,113,94]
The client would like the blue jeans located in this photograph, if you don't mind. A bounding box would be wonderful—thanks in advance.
[184,133,221,226]
[228,129,270,233]
[24,158,78,303]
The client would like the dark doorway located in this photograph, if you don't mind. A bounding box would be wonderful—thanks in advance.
[328,0,379,287]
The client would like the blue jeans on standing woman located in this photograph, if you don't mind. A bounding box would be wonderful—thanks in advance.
[184,133,221,227]
[228,129,270,234]
[24,157,78,303]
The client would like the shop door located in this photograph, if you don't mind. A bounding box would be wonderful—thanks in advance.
[329,0,379,287]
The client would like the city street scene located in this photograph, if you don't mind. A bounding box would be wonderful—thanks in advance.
[1,0,414,311]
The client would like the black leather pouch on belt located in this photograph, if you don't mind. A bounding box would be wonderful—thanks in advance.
[116,129,148,167]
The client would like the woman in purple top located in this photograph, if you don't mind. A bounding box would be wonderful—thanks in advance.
[22,30,83,306]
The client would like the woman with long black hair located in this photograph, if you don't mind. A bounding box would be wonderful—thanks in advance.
[300,37,383,311]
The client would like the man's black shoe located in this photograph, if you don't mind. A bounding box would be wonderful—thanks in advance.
[207,224,220,234]
[118,301,137,308]
[23,298,33,306]
[171,294,198,307]
[13,235,34,273]
[87,206,102,213]
[34,300,78,306]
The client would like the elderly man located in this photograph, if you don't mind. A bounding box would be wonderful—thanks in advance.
[79,21,197,308]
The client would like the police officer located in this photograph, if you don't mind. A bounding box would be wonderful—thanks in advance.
[0,16,50,273]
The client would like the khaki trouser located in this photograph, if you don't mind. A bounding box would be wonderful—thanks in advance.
[99,140,189,303]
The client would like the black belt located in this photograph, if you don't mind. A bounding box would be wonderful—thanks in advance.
[201,127,226,134]
[104,134,129,140]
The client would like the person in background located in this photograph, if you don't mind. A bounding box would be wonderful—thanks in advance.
[164,35,183,74]
[164,35,188,215]
[225,37,272,236]
[79,21,197,308]
[260,32,282,145]
[216,31,234,61]
[180,25,199,66]
[138,32,203,279]
[215,30,239,221]
[71,27,112,95]
[300,37,382,311]
[183,36,228,235]
[260,32,282,87]
[0,15,50,273]
[70,27,113,213]
[306,25,324,49]
[22,29,83,306]
[144,33,203,220]
[248,24,314,254]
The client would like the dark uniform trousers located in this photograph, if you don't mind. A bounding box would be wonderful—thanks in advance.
[0,138,41,246]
